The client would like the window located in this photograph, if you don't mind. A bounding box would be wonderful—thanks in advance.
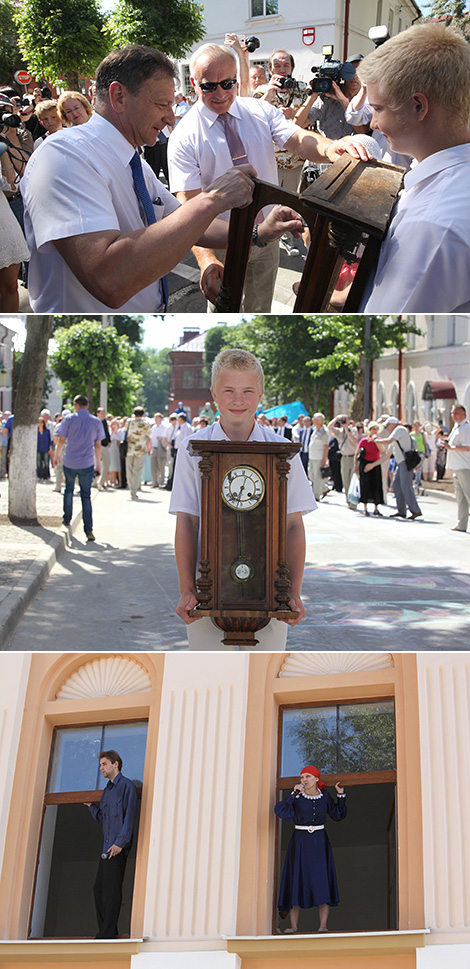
[251,0,278,16]
[275,700,397,933]
[31,721,147,938]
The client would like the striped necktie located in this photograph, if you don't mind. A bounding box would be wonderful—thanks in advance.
[130,150,168,310]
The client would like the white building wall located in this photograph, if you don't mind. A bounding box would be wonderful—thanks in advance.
[176,0,419,89]
[417,653,470,942]
[0,655,31,874]
[143,654,250,943]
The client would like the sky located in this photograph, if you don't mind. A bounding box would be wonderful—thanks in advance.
[3,315,244,352]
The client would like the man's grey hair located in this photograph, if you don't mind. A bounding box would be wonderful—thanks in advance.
[190,44,238,81]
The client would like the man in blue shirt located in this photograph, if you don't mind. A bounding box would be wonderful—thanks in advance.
[85,749,138,938]
[54,394,103,541]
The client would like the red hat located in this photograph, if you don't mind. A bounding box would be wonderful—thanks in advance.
[301,765,325,790]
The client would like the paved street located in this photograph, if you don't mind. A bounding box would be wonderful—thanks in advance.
[4,480,469,652]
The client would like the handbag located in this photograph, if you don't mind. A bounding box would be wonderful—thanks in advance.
[396,438,421,471]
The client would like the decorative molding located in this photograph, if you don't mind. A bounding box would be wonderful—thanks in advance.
[279,653,394,677]
[56,657,152,699]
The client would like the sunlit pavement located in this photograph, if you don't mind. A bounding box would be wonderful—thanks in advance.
[4,480,468,652]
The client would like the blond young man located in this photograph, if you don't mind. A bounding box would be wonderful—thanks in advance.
[359,23,470,312]
[169,349,316,650]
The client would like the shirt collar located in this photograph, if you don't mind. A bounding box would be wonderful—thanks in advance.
[107,770,122,788]
[198,96,243,129]
[87,112,137,167]
[404,142,470,192]
[202,419,270,441]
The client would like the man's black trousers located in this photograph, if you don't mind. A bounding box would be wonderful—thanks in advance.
[93,850,128,938]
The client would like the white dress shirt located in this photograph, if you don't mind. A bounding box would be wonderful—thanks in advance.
[21,113,180,312]
[362,143,470,313]
[168,96,298,221]
[170,419,316,520]
[446,418,470,471]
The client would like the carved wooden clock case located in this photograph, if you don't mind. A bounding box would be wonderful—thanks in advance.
[188,439,301,647]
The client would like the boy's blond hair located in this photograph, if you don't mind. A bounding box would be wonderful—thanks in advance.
[211,349,264,391]
[359,23,470,125]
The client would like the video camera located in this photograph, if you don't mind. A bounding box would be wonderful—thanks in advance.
[310,45,356,94]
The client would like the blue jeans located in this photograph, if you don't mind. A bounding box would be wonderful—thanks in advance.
[63,464,94,534]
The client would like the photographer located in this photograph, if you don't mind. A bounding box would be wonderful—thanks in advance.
[0,96,33,283]
[254,49,310,196]
[327,415,358,506]
[294,73,362,141]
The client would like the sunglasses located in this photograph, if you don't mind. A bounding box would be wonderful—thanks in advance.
[198,78,237,92]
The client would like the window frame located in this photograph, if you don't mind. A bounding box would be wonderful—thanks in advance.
[29,716,148,939]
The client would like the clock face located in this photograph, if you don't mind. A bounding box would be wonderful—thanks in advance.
[230,558,254,582]
[221,466,265,511]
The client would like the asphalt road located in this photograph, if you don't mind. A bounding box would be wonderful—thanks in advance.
[5,481,469,652]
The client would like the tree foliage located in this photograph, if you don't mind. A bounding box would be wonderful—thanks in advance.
[420,0,470,36]
[52,315,144,346]
[14,0,109,87]
[203,315,421,414]
[137,346,170,414]
[0,0,22,80]
[105,0,205,58]
[50,321,141,413]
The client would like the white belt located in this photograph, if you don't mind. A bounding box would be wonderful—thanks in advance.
[295,824,324,832]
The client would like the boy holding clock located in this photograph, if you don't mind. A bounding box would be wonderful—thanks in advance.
[169,349,316,650]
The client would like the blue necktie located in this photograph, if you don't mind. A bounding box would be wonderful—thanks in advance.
[130,150,168,310]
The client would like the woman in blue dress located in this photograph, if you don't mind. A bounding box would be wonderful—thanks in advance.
[275,765,346,933]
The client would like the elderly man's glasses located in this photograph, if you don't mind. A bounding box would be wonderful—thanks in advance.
[198,78,237,92]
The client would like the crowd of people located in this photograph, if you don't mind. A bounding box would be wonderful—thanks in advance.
[1,20,468,312]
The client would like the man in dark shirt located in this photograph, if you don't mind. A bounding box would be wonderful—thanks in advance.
[84,749,138,938]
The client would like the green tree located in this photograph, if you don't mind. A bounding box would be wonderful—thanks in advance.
[203,325,233,383]
[50,321,141,414]
[137,346,171,414]
[105,0,205,58]
[52,315,144,346]
[15,0,108,88]
[420,0,470,35]
[218,316,356,413]
[0,0,22,80]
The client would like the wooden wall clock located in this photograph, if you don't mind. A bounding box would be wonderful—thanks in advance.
[214,156,405,313]
[188,440,301,646]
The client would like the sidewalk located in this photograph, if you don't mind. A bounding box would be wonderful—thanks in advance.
[0,480,96,648]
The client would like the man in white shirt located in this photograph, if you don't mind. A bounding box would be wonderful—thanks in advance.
[443,404,470,532]
[21,45,299,313]
[308,413,330,500]
[150,412,168,488]
[169,349,316,650]
[358,23,470,313]
[168,43,369,312]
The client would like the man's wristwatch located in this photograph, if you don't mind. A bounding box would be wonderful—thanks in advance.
[252,224,268,248]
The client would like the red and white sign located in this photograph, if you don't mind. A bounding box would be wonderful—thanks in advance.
[302,27,315,46]
[14,70,32,85]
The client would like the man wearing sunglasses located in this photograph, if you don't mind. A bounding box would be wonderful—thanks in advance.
[168,43,370,312]
[21,44,302,312]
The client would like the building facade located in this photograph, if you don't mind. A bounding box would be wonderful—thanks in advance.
[175,0,421,96]
[0,650,469,969]
[168,328,211,419]
[373,314,470,425]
